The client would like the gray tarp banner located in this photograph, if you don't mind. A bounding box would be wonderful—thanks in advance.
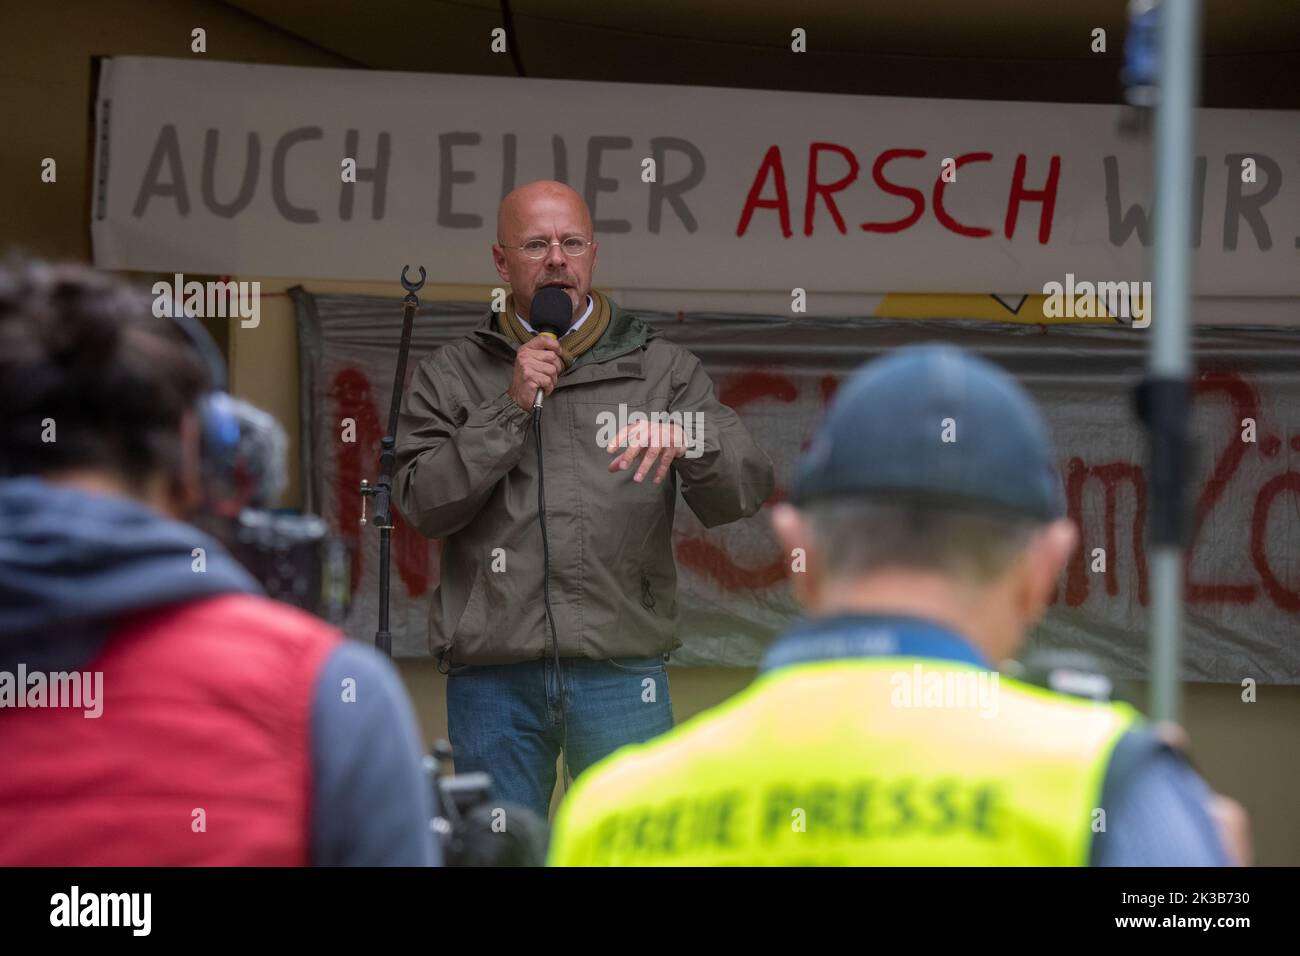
[295,291,1300,683]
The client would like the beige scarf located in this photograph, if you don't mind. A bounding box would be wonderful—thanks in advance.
[498,289,611,369]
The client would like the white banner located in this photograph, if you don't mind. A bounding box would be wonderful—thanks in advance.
[93,57,1300,296]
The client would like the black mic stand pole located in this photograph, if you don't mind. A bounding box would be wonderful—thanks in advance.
[359,264,426,657]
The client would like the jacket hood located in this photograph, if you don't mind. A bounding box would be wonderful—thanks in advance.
[0,477,261,672]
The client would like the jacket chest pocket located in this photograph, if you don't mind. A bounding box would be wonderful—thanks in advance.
[566,399,676,577]
[569,399,676,504]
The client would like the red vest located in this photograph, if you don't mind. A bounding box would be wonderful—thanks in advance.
[0,594,340,865]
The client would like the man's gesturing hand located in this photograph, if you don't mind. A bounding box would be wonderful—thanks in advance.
[509,335,566,411]
[607,419,689,484]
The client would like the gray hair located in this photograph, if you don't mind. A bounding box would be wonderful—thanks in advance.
[805,497,1040,586]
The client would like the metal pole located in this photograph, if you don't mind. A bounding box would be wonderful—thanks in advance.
[1148,0,1202,723]
[361,265,426,657]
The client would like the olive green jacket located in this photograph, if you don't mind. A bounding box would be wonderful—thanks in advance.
[393,297,775,667]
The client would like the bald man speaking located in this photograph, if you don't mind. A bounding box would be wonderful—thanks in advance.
[394,181,774,818]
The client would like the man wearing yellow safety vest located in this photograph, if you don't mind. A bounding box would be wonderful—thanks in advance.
[548,344,1238,866]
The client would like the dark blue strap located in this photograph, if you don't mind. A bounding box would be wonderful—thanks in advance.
[1090,728,1231,866]
[761,613,993,673]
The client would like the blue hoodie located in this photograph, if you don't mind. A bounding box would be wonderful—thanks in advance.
[0,477,439,866]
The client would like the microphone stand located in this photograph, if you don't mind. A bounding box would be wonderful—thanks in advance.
[359,264,426,656]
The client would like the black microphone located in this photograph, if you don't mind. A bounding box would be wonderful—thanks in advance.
[529,286,574,410]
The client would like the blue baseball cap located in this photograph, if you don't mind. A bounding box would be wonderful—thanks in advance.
[790,344,1065,521]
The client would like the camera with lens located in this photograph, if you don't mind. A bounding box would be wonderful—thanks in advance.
[196,396,351,624]
[426,741,550,866]
[223,509,351,625]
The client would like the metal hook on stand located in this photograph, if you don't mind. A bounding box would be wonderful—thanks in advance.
[401,264,426,297]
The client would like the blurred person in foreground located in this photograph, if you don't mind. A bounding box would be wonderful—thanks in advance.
[548,345,1242,866]
[0,260,437,866]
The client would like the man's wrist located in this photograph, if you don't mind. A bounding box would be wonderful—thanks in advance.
[466,389,533,433]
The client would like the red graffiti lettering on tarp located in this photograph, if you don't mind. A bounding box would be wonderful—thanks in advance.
[325,363,1297,614]
[1066,459,1149,606]
[1061,367,1298,612]
[678,369,801,590]
[1252,472,1300,613]
[675,369,845,591]
[330,368,431,598]
[718,370,799,409]
[1186,367,1259,604]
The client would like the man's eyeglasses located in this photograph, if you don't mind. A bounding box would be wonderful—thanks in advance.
[500,236,593,260]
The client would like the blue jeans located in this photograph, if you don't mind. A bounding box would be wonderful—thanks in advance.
[446,655,674,821]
